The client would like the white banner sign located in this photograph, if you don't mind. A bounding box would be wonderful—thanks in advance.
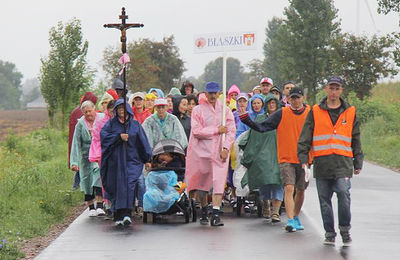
[193,31,257,53]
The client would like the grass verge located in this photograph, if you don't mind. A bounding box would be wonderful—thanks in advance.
[0,128,82,259]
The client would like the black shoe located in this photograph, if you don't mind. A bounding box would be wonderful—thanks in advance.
[210,214,224,226]
[323,237,335,245]
[341,232,352,247]
[200,207,209,225]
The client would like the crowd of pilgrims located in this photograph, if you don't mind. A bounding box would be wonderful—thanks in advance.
[68,77,295,226]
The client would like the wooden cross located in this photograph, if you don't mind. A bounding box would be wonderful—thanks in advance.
[104,7,144,54]
[103,7,144,133]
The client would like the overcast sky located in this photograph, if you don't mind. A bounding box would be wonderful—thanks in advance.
[0,0,399,84]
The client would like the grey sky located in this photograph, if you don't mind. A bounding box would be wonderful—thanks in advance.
[0,0,398,83]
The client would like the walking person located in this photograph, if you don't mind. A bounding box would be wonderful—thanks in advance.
[68,92,98,189]
[186,95,198,116]
[241,94,283,222]
[70,100,106,217]
[131,92,152,124]
[239,87,311,232]
[100,99,152,226]
[298,76,363,246]
[172,95,191,140]
[186,82,236,227]
[142,98,188,149]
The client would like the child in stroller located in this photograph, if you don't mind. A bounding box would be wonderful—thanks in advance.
[143,139,197,223]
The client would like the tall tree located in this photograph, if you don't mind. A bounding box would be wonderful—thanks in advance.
[40,18,93,127]
[102,36,184,93]
[0,60,23,109]
[203,57,245,91]
[273,0,340,103]
[330,33,397,99]
[262,17,291,87]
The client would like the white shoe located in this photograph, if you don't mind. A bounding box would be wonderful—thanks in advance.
[96,208,106,216]
[123,216,132,226]
[88,209,97,217]
[115,220,124,226]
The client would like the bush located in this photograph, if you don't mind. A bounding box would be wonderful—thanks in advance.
[0,128,82,259]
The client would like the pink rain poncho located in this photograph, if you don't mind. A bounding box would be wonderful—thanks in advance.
[89,111,110,163]
[186,99,236,194]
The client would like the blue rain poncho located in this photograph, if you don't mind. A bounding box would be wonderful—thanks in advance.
[143,170,179,213]
[100,99,152,212]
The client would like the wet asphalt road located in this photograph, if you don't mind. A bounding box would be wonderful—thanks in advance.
[36,162,400,260]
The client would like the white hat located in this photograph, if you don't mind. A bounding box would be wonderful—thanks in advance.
[260,77,273,85]
[154,98,168,106]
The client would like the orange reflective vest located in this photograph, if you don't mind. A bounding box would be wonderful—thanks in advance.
[312,105,355,158]
[277,105,310,164]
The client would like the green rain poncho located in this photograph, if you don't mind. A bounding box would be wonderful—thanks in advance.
[70,115,104,194]
[240,94,281,191]
[142,112,188,149]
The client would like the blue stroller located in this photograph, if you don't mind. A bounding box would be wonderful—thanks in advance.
[143,139,197,224]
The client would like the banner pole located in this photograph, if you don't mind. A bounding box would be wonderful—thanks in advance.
[222,52,227,143]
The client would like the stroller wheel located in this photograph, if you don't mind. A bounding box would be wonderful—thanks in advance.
[143,212,148,223]
[191,199,197,222]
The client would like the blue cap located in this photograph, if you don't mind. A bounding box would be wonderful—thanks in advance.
[205,81,220,93]
[327,76,343,86]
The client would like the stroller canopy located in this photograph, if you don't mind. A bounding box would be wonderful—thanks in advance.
[152,139,185,158]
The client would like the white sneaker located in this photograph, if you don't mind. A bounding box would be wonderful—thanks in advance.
[115,220,123,226]
[96,208,106,216]
[123,216,132,226]
[88,209,97,217]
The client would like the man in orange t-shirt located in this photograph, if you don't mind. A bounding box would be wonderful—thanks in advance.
[239,86,310,232]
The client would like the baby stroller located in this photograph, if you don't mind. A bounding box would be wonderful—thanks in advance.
[143,139,197,224]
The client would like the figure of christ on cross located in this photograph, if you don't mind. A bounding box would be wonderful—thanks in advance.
[104,7,144,132]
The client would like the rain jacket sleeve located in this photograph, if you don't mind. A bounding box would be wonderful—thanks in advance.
[141,117,155,148]
[70,122,82,167]
[239,109,282,132]
[136,122,153,163]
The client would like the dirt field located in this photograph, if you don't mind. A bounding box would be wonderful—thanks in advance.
[0,110,48,141]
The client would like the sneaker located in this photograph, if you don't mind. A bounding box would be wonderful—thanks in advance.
[262,200,271,219]
[88,209,97,217]
[285,218,297,232]
[210,214,224,227]
[323,237,336,245]
[271,213,281,223]
[244,200,251,213]
[96,208,106,216]
[294,216,304,230]
[200,208,209,225]
[115,220,123,226]
[342,234,352,247]
[123,216,132,226]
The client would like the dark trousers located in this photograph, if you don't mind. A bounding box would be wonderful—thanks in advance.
[316,177,352,238]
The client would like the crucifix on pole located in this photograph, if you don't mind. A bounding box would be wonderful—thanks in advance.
[104,7,144,133]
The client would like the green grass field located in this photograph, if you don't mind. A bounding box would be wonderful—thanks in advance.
[0,129,82,259]
[358,82,400,170]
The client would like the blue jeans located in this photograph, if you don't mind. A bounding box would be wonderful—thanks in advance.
[316,178,352,238]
